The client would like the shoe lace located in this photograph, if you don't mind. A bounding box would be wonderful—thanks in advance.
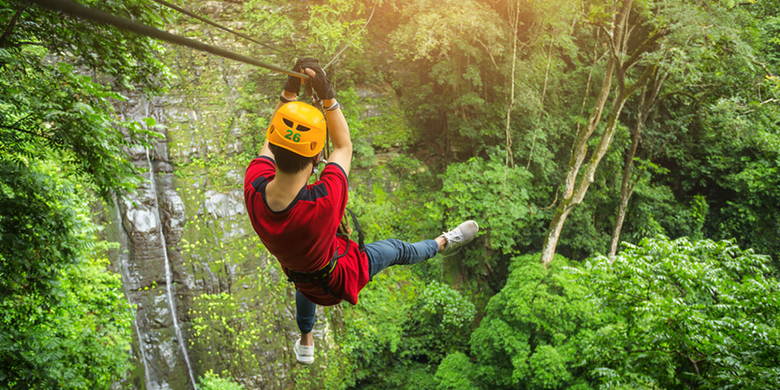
[443,228,464,244]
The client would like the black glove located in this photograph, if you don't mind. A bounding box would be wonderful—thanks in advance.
[283,57,319,95]
[299,59,335,100]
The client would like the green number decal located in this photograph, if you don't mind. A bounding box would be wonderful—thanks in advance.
[284,130,301,142]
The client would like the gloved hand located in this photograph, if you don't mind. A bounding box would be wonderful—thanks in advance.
[283,57,319,95]
[299,58,335,100]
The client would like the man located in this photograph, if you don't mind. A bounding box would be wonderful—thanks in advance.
[244,58,478,364]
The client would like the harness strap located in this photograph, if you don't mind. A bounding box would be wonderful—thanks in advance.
[346,208,365,251]
[283,209,366,296]
[284,242,347,298]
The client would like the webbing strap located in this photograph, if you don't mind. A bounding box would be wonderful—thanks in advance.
[284,258,337,284]
[346,208,365,251]
[284,243,347,298]
[284,209,365,296]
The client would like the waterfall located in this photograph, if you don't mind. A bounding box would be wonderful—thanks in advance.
[111,194,153,389]
[144,146,197,389]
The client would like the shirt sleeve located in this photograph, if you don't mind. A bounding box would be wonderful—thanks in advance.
[244,156,276,192]
[319,162,349,217]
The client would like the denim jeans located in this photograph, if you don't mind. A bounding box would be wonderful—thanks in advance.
[295,239,438,333]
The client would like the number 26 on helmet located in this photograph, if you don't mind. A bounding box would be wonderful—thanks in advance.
[267,102,327,157]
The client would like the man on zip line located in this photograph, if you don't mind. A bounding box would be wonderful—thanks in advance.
[243,58,478,364]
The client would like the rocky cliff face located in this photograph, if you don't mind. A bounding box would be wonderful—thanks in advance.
[113,97,196,390]
[108,16,335,390]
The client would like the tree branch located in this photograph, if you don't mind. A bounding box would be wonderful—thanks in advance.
[600,24,620,65]
[10,113,33,128]
[0,6,26,48]
[0,124,61,145]
[15,41,46,47]
[623,30,667,72]
[474,36,501,71]
[542,189,559,210]
[504,0,522,168]
[624,65,657,98]
[527,40,554,169]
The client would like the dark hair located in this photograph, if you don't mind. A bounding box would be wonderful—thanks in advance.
[269,143,317,174]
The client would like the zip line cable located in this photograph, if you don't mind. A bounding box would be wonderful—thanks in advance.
[148,0,289,56]
[323,2,376,70]
[28,0,309,80]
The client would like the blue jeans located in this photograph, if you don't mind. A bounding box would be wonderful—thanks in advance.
[295,239,438,333]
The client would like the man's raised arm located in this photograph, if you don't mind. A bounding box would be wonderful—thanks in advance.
[260,58,309,158]
[302,66,352,176]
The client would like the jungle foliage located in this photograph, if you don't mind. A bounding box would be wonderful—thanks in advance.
[0,0,167,387]
[434,237,780,389]
[1,0,779,389]
[302,0,780,388]
[0,160,134,389]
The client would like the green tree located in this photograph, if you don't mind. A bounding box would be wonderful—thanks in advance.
[435,151,540,293]
[437,253,597,389]
[632,0,780,265]
[436,237,780,389]
[337,276,475,389]
[0,161,133,389]
[0,0,167,196]
[0,0,168,387]
[198,370,246,390]
[607,0,780,262]
[581,236,780,388]
[540,0,751,265]
[384,0,507,159]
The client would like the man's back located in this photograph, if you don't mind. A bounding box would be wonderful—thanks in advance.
[244,156,370,305]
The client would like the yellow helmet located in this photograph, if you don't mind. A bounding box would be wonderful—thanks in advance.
[266,102,326,157]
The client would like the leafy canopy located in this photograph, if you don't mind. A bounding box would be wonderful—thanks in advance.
[436,237,780,389]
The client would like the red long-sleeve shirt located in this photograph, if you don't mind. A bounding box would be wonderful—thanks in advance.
[244,156,369,305]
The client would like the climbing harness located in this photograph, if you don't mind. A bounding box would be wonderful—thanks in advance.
[344,209,366,252]
[28,0,308,80]
[283,209,366,297]
[283,251,342,298]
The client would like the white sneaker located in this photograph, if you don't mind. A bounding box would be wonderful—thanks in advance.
[294,339,314,364]
[441,220,479,252]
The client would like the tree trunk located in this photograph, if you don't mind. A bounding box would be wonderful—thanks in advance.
[541,201,574,264]
[527,41,554,169]
[541,0,635,266]
[541,81,619,266]
[609,117,641,256]
[0,6,25,47]
[609,70,666,256]
[504,0,521,167]
[441,108,450,159]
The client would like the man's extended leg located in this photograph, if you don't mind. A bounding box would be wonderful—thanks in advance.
[364,220,479,278]
[294,290,316,364]
[364,239,439,278]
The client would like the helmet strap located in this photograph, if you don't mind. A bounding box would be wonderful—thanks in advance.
[310,151,325,176]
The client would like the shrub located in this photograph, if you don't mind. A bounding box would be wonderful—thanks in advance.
[198,370,245,390]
